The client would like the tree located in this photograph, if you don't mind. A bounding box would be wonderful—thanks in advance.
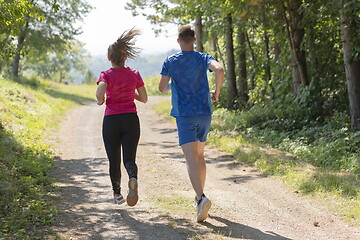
[24,40,90,83]
[83,70,96,85]
[0,0,43,70]
[194,15,204,52]
[124,0,360,128]
[11,0,91,78]
[225,13,237,109]
[280,0,308,93]
[340,0,360,129]
[237,27,248,104]
[262,12,272,99]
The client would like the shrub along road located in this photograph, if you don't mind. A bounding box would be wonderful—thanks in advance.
[52,96,359,240]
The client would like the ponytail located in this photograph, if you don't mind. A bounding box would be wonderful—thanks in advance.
[108,28,141,65]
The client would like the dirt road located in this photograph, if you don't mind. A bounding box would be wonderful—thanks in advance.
[52,96,359,240]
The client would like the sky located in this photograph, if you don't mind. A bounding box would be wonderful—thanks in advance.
[76,0,180,56]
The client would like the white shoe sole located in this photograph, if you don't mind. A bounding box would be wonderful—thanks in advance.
[115,198,126,204]
[197,198,212,222]
[114,194,126,205]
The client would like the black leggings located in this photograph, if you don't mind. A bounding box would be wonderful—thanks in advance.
[102,113,140,194]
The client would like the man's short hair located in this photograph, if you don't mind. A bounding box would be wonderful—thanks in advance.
[178,25,195,42]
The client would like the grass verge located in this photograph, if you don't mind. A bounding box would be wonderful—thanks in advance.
[0,77,95,239]
[154,99,360,225]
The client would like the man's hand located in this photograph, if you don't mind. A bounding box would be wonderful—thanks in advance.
[159,75,171,93]
[209,61,224,102]
[211,90,219,101]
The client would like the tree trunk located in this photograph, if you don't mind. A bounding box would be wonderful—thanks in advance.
[290,56,302,93]
[13,48,22,79]
[211,38,218,61]
[340,5,360,129]
[12,21,29,79]
[194,15,204,52]
[225,13,237,109]
[281,0,308,93]
[237,30,248,104]
[307,22,324,120]
[307,1,318,80]
[263,26,271,99]
[272,41,281,98]
[245,31,256,90]
[213,36,226,70]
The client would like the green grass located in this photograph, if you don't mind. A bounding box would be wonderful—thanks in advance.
[154,99,360,225]
[151,194,194,213]
[153,100,174,122]
[144,74,171,96]
[0,77,96,239]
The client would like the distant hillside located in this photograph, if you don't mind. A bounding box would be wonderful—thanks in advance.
[88,49,179,79]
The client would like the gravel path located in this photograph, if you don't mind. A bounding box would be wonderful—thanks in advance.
[52,96,360,240]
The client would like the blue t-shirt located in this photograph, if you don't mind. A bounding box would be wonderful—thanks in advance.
[160,51,215,117]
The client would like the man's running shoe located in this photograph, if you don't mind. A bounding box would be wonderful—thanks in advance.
[114,193,126,205]
[196,194,212,222]
[127,178,138,206]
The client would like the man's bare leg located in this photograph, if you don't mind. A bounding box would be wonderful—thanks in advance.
[181,141,206,200]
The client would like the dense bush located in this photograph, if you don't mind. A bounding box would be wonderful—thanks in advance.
[212,100,360,174]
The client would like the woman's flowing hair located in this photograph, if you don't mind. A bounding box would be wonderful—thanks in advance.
[108,28,141,65]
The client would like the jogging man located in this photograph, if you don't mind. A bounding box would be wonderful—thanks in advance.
[159,25,224,222]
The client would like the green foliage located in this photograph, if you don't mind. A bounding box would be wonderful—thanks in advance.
[24,40,91,84]
[0,76,95,238]
[125,0,360,127]
[0,0,43,61]
[280,127,360,174]
[153,99,173,122]
[214,104,360,172]
[144,75,171,96]
[1,0,92,78]
[211,105,359,223]
[212,99,359,174]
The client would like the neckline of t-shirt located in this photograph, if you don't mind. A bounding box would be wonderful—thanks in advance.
[111,67,129,70]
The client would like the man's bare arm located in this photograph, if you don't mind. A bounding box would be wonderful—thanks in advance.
[209,61,224,101]
[159,75,171,93]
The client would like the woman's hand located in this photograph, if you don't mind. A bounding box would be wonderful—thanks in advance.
[97,99,105,105]
[96,81,107,105]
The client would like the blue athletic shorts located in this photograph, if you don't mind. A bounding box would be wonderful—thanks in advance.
[175,115,212,146]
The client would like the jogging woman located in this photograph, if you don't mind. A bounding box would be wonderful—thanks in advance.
[96,28,147,206]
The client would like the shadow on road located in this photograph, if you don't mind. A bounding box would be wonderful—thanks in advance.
[202,215,293,240]
[52,157,189,239]
[53,156,289,240]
